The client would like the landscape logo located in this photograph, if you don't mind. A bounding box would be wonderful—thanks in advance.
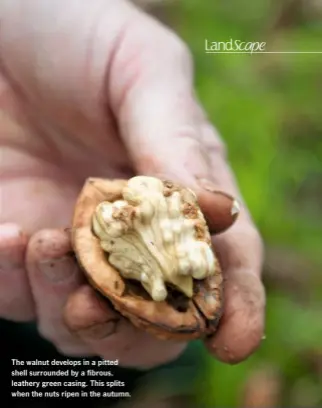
[204,38,322,54]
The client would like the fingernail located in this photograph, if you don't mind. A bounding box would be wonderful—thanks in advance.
[231,199,241,218]
[0,223,22,240]
[197,178,240,213]
[0,224,26,271]
[196,178,241,234]
[39,256,77,283]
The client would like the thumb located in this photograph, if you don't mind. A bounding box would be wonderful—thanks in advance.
[108,15,240,233]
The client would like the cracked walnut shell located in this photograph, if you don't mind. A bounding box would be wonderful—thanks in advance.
[71,176,237,341]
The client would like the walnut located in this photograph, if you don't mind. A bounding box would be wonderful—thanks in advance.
[71,176,239,341]
[92,176,215,302]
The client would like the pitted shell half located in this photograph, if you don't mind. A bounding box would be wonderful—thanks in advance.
[71,177,224,341]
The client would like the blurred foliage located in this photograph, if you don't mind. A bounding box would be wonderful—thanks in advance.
[161,0,322,406]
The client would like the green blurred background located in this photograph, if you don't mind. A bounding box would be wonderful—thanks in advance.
[150,0,322,406]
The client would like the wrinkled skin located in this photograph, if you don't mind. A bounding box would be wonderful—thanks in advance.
[0,0,265,368]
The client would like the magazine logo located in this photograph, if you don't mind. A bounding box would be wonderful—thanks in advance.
[205,39,266,54]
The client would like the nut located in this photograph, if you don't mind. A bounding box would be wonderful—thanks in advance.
[92,176,216,302]
[71,176,236,341]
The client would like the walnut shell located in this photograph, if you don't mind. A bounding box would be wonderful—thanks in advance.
[71,177,224,341]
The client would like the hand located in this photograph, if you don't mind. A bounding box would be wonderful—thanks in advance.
[0,0,265,368]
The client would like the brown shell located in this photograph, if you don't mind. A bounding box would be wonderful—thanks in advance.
[71,178,224,341]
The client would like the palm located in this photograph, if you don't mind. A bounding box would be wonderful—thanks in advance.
[1,75,133,235]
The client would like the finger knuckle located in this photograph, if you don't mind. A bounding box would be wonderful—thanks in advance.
[202,123,228,158]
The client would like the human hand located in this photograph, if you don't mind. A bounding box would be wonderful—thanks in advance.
[0,0,265,368]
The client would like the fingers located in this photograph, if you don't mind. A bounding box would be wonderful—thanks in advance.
[112,19,200,178]
[206,224,265,363]
[0,223,35,321]
[196,185,241,234]
[26,228,185,367]
[64,285,186,369]
[26,228,91,356]
[120,53,266,364]
[63,285,121,340]
[197,122,266,364]
[26,228,185,368]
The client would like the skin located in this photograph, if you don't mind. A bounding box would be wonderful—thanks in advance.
[0,0,265,368]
